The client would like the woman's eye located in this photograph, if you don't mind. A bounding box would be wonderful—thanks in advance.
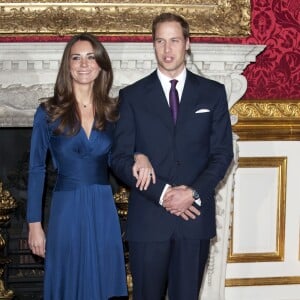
[87,55,96,60]
[71,56,80,60]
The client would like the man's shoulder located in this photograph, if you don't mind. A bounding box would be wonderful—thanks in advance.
[121,71,157,93]
[187,69,224,89]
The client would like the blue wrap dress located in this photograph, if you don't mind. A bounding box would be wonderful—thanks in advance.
[27,105,127,300]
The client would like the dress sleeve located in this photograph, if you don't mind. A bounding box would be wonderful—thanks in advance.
[26,105,50,223]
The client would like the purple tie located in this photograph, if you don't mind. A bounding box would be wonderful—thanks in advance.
[169,79,179,124]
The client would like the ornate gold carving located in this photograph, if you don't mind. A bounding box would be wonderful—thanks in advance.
[0,181,17,299]
[228,157,287,263]
[231,100,300,119]
[0,182,17,222]
[0,0,250,36]
[231,100,300,140]
[114,186,129,218]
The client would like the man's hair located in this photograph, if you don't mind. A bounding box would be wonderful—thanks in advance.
[152,12,191,55]
[152,12,190,40]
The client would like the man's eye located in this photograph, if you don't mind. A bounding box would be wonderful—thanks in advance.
[156,40,165,46]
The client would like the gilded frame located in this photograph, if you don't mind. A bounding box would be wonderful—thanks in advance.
[231,100,300,141]
[228,157,287,263]
[0,0,250,36]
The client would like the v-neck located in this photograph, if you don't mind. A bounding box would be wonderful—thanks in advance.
[81,121,94,141]
[81,113,95,140]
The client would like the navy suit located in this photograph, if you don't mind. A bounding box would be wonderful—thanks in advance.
[111,69,233,299]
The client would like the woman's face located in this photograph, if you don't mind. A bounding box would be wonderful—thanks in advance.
[69,40,101,87]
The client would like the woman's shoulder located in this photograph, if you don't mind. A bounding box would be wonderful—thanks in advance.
[34,103,47,119]
[33,100,53,127]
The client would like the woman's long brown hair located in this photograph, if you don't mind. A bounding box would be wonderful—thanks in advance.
[42,33,118,135]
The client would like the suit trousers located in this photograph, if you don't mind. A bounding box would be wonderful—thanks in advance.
[128,235,210,300]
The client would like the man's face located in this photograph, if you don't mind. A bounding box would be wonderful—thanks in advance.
[153,21,189,78]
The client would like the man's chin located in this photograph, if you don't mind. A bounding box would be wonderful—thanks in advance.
[157,64,183,77]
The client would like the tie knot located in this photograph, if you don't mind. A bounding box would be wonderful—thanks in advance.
[170,79,178,88]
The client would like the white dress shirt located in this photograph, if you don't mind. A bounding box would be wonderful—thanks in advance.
[157,68,186,105]
[156,68,201,207]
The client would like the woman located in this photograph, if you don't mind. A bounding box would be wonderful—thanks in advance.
[27,33,155,300]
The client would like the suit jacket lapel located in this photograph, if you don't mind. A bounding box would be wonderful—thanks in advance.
[177,71,200,126]
[143,70,201,130]
[144,72,174,131]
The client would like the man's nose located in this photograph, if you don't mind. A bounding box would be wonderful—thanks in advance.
[164,41,171,53]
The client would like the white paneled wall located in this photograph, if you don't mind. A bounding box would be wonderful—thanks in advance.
[226,141,300,299]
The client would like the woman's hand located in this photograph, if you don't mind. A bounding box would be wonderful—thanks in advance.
[28,222,46,258]
[133,153,156,190]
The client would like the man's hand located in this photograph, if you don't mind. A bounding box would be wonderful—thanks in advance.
[163,185,200,220]
[177,206,201,221]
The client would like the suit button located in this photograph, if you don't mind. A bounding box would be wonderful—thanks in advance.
[176,160,180,165]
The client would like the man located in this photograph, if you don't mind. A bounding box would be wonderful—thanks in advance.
[111,12,233,300]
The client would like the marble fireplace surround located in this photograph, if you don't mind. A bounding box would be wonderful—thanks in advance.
[0,42,264,300]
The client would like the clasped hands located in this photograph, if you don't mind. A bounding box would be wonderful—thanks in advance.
[133,154,200,221]
[162,185,200,221]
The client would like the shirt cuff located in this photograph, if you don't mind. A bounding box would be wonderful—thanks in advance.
[194,198,202,207]
[159,184,171,205]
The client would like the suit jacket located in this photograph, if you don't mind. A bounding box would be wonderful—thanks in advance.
[111,70,233,242]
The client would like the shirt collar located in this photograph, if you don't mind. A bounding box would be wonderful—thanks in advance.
[157,68,187,101]
[157,68,187,86]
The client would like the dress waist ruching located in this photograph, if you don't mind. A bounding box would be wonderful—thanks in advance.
[54,156,109,191]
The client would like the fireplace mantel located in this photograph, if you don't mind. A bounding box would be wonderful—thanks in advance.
[0,42,264,127]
